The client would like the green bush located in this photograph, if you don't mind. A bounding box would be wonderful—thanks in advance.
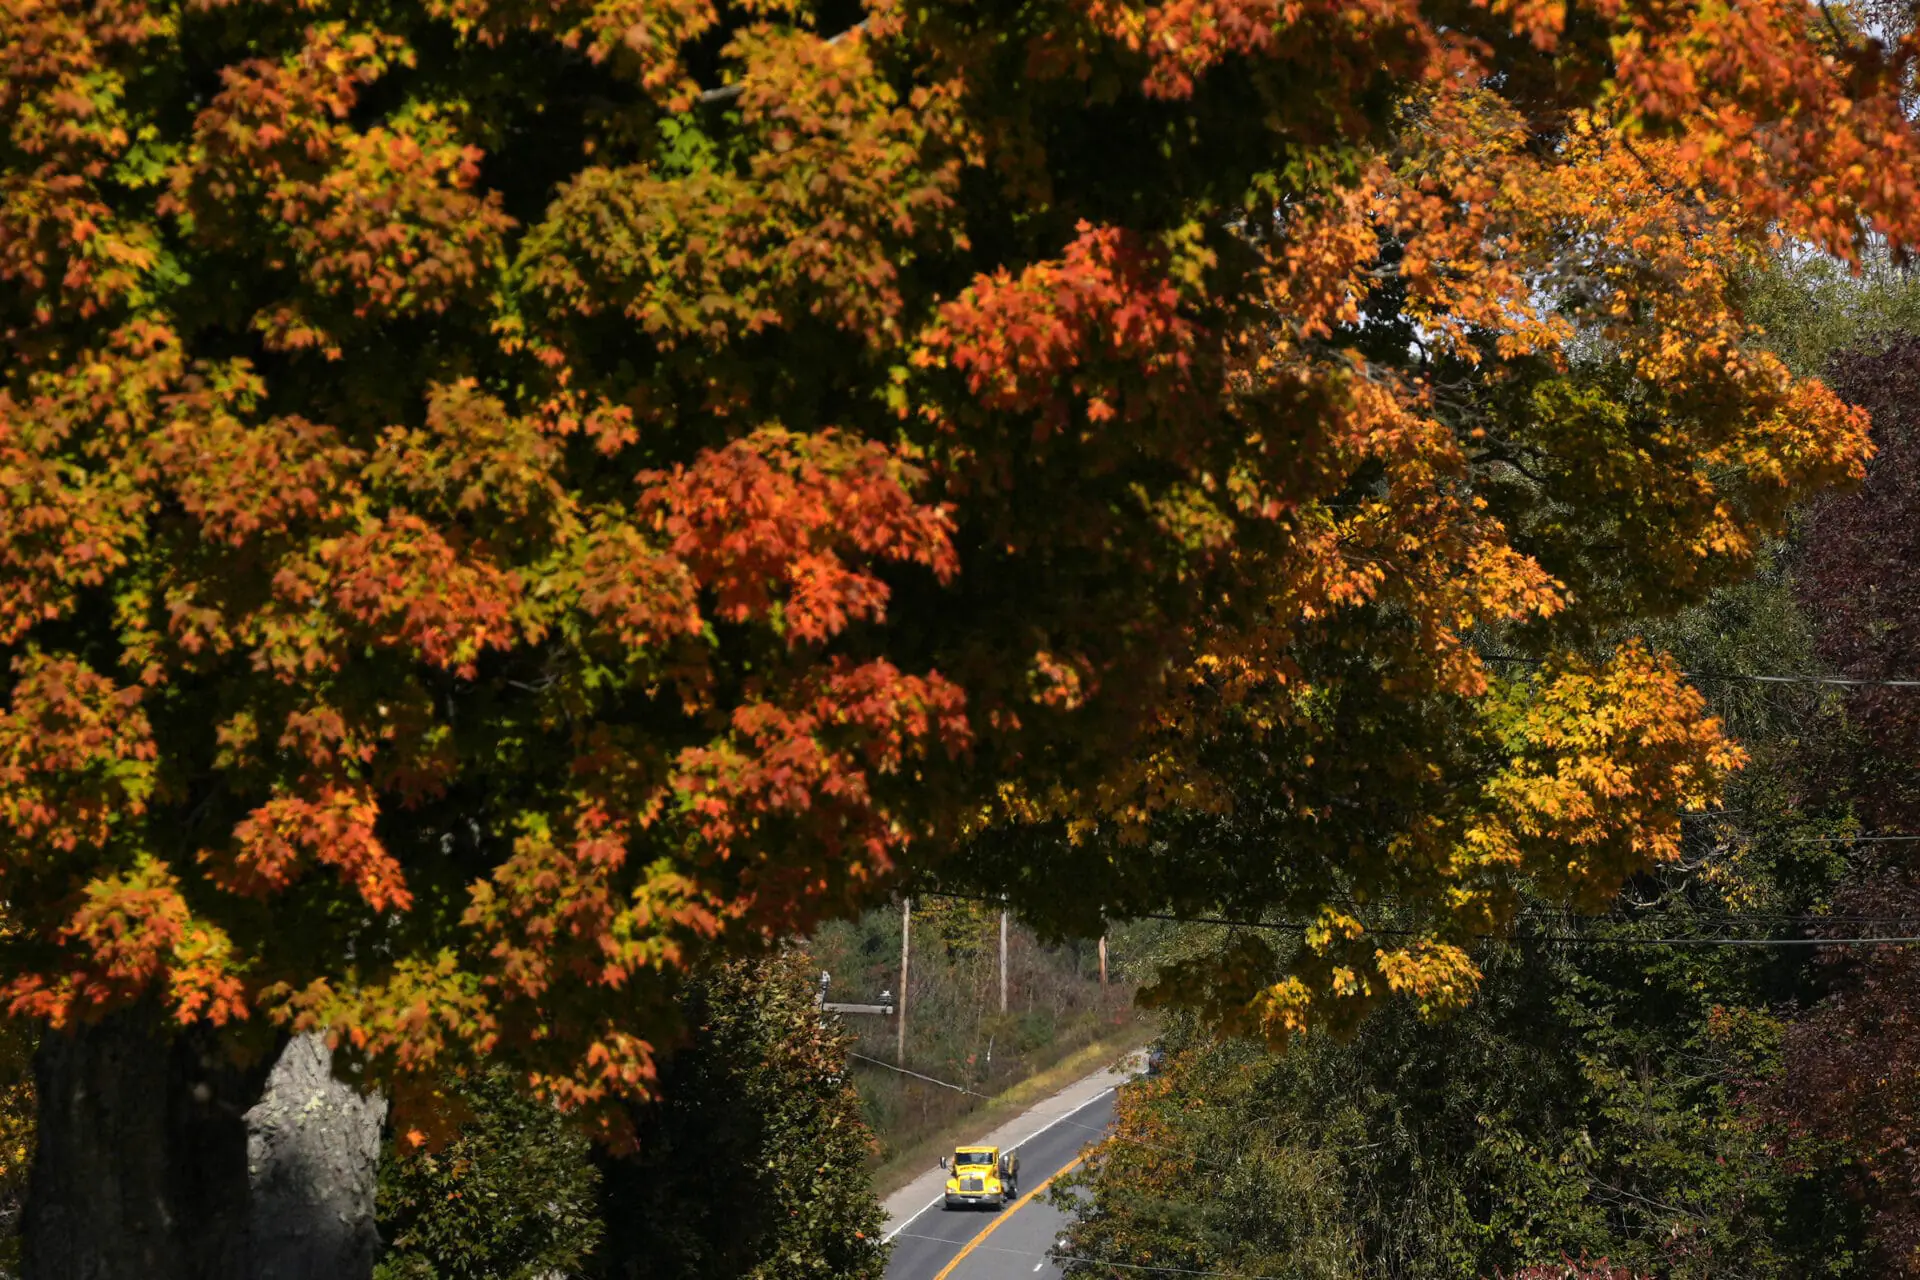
[375,952,886,1280]
[375,1070,602,1280]
[597,951,889,1280]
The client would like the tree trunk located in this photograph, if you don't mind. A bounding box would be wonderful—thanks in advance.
[23,1005,255,1279]
[23,1012,384,1280]
[244,1032,386,1279]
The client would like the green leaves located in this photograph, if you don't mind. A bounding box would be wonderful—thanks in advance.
[376,1067,603,1280]
[597,952,890,1280]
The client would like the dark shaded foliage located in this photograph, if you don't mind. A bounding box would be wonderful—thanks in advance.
[1760,871,1920,1275]
[595,951,888,1280]
[1761,338,1920,1274]
[1801,339,1920,830]
[376,1071,602,1280]
[374,950,886,1280]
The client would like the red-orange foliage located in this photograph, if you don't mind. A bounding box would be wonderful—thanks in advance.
[0,0,1907,1138]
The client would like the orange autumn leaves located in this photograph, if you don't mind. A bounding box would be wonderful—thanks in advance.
[907,21,1870,1031]
[0,0,1902,1137]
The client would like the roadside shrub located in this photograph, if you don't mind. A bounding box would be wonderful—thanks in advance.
[375,1071,602,1280]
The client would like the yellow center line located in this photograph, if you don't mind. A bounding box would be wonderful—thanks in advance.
[930,1152,1088,1280]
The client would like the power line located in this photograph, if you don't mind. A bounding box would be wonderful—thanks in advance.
[1623,913,1920,925]
[1518,933,1920,946]
[845,1051,1244,1174]
[847,1051,992,1099]
[1695,672,1920,689]
[1677,813,1920,843]
[917,889,1920,947]
[1048,1251,1284,1278]
[1479,652,1920,689]
[1129,906,1920,946]
[849,1049,1390,1174]
[1078,903,1920,947]
[1676,811,1920,843]
[1045,1114,1397,1167]
[1049,1117,1231,1170]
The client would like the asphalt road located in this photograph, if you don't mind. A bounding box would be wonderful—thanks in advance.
[882,1089,1116,1280]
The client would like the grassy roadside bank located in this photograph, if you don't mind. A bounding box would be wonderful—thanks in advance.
[869,1024,1155,1200]
[805,900,1173,1199]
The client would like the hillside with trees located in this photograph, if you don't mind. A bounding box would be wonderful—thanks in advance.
[807,899,1148,1166]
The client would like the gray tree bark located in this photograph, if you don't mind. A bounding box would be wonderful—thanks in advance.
[244,1032,386,1279]
[23,1011,385,1280]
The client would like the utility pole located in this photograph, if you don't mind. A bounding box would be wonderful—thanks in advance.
[999,906,1009,1014]
[1098,934,1108,1000]
[897,895,911,1064]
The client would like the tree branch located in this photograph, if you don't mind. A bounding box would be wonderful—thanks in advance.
[696,19,872,105]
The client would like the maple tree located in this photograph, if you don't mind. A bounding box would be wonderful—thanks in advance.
[0,0,1915,1246]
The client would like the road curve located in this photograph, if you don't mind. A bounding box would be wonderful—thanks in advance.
[883,1090,1116,1280]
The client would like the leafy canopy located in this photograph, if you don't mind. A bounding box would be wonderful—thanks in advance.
[0,0,1911,1135]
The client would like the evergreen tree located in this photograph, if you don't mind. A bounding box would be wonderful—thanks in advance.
[596,952,888,1280]
[375,950,884,1280]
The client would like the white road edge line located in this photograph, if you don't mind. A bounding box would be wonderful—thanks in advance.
[881,1084,1121,1245]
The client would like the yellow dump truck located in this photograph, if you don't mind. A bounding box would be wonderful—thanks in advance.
[940,1145,1020,1209]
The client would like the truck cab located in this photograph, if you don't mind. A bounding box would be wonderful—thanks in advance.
[940,1144,1019,1209]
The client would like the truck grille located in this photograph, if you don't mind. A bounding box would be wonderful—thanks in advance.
[960,1177,985,1193]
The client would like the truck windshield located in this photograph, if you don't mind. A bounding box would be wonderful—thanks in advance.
[955,1150,993,1167]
